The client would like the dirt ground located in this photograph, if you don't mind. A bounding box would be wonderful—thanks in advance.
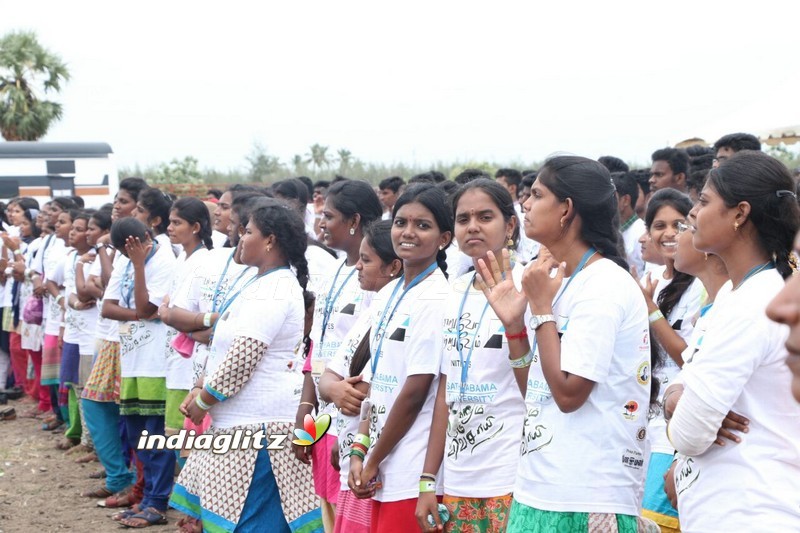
[0,398,174,533]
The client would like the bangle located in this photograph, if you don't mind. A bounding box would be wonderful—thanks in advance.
[195,394,212,411]
[299,401,315,410]
[509,349,534,369]
[203,312,213,328]
[192,386,202,391]
[349,448,366,460]
[351,442,368,455]
[353,433,371,448]
[56,294,65,305]
[420,473,436,481]
[649,309,665,324]
[504,327,528,341]
[419,479,436,493]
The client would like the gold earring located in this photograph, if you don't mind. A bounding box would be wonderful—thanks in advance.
[704,253,708,261]
[266,244,272,253]
[734,221,739,232]
[349,228,355,236]
[506,236,514,248]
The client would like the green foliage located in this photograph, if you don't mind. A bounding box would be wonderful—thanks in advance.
[147,156,204,185]
[767,144,800,171]
[0,30,69,141]
[246,142,282,182]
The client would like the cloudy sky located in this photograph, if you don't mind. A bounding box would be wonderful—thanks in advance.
[4,1,799,172]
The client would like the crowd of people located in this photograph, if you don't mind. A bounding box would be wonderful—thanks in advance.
[0,131,799,533]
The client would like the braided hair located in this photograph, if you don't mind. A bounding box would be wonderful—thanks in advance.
[250,203,309,290]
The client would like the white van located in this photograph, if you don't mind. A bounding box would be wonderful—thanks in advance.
[0,142,118,208]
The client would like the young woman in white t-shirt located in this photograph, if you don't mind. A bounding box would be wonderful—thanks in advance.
[477,156,651,532]
[665,151,800,531]
[317,219,402,533]
[347,183,453,533]
[102,217,177,528]
[172,201,319,533]
[163,197,213,437]
[416,179,526,532]
[300,179,383,530]
[638,189,704,531]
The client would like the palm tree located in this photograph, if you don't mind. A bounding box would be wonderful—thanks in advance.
[337,148,353,173]
[305,143,331,173]
[0,31,69,141]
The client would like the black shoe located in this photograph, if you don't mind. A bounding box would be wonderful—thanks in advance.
[1,387,23,400]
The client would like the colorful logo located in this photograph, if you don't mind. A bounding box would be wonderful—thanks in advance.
[292,413,332,446]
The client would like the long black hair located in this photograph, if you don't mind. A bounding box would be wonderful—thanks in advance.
[391,183,454,278]
[710,150,800,279]
[171,197,213,250]
[110,218,150,251]
[645,188,695,321]
[249,203,310,291]
[325,179,383,238]
[537,156,628,271]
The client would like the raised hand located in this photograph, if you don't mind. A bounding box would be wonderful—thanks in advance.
[521,247,564,314]
[475,249,527,331]
[125,236,151,267]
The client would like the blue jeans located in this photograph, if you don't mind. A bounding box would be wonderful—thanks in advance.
[123,414,175,510]
[82,399,135,493]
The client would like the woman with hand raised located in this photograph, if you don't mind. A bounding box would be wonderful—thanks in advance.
[477,156,651,532]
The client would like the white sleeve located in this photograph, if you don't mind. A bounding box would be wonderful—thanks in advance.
[105,259,124,303]
[667,385,726,456]
[405,293,445,377]
[51,255,67,286]
[144,251,175,307]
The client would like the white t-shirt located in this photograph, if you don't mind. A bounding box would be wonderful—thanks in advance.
[306,244,339,297]
[516,258,651,516]
[106,241,175,378]
[648,275,703,454]
[674,269,800,531]
[515,203,540,264]
[328,310,375,490]
[310,260,373,422]
[441,267,526,498]
[211,230,227,250]
[173,247,251,384]
[164,247,209,390]
[41,238,69,336]
[62,250,99,354]
[91,251,122,342]
[621,217,646,276]
[205,268,305,428]
[366,268,450,502]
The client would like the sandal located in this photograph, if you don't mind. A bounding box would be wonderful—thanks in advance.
[80,486,113,498]
[100,489,140,509]
[119,507,167,528]
[44,419,66,431]
[112,504,141,521]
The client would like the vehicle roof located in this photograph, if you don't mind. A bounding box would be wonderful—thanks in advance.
[0,142,113,159]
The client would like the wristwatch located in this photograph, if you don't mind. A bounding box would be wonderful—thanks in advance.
[529,314,556,331]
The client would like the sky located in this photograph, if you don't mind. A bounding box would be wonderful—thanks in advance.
[4,1,800,173]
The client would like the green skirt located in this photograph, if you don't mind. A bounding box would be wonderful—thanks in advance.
[507,500,639,533]
[165,388,190,432]
[120,376,167,416]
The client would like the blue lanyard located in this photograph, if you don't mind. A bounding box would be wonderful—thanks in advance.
[733,261,775,291]
[455,272,491,396]
[530,247,596,355]
[699,302,713,318]
[370,262,438,377]
[211,250,238,312]
[320,260,356,347]
[121,244,158,308]
[213,266,290,331]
